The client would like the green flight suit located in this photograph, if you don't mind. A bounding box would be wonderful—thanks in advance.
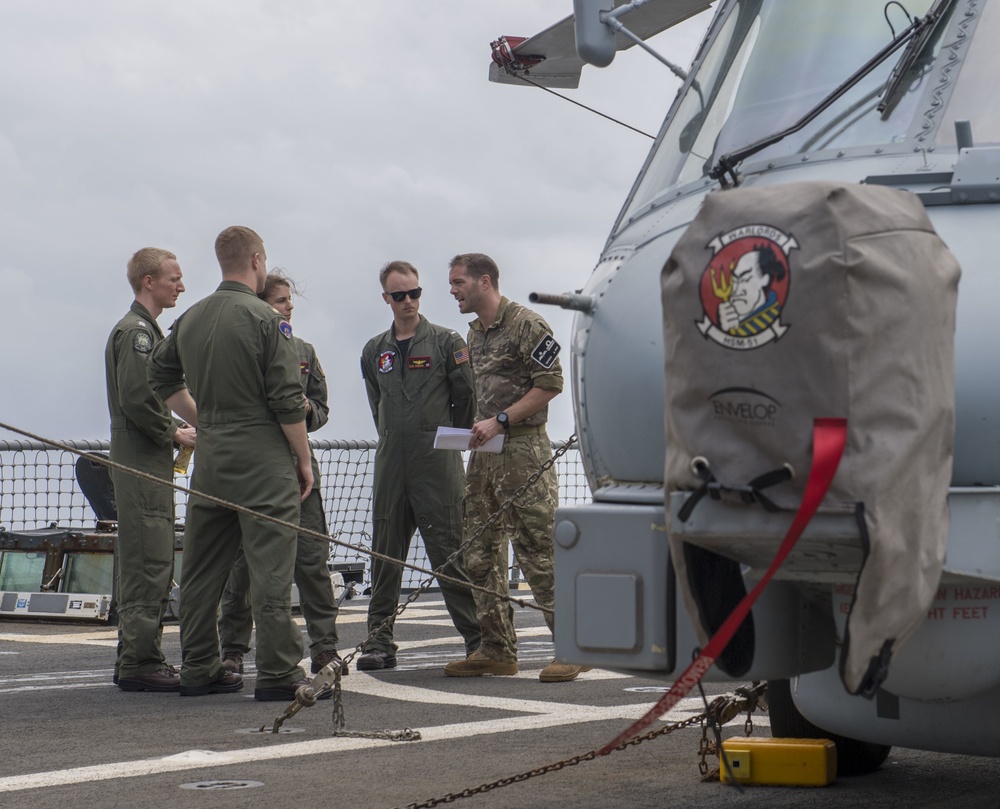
[218,337,340,658]
[360,315,481,656]
[104,301,177,679]
[148,280,307,689]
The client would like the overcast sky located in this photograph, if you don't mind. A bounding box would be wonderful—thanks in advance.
[0,1,711,444]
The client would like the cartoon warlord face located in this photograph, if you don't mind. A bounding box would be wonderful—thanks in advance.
[696,225,796,351]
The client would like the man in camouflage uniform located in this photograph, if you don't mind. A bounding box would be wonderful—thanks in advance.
[218,271,345,677]
[105,247,195,692]
[149,226,322,701]
[445,252,587,682]
[358,260,481,670]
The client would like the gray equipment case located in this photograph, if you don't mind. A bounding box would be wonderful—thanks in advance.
[661,181,959,696]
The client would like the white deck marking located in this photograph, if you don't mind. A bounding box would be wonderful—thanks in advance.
[0,690,696,794]
[0,598,769,794]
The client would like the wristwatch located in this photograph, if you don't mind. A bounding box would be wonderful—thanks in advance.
[496,412,510,431]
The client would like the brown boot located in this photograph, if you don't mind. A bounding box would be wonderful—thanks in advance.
[539,660,592,682]
[444,650,518,677]
[221,651,244,674]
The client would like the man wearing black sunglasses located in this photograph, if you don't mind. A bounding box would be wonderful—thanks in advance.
[358,260,482,670]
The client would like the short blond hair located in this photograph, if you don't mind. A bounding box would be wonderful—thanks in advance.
[127,247,177,293]
[379,260,419,290]
[215,226,264,274]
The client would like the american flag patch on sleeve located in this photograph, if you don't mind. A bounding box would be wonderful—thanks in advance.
[454,347,469,364]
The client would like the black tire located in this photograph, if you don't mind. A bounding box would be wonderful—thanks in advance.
[767,679,891,776]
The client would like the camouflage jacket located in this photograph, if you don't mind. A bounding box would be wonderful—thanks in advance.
[467,297,563,427]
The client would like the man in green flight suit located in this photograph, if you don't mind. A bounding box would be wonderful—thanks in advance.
[217,270,345,678]
[357,260,481,670]
[149,226,321,701]
[105,247,195,692]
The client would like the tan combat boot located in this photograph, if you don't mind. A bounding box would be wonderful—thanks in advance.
[444,650,518,677]
[539,660,592,682]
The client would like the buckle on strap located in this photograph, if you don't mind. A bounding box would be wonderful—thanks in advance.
[677,461,795,522]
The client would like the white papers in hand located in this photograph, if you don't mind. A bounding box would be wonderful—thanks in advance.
[434,426,505,453]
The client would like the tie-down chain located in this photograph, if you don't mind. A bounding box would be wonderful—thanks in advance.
[395,682,769,809]
[269,434,580,736]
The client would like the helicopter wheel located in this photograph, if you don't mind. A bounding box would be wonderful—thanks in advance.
[766,679,891,776]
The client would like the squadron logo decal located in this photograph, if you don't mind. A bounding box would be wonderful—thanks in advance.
[132,331,153,354]
[696,225,796,351]
[378,350,395,374]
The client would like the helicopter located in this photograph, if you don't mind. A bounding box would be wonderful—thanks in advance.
[490,0,1000,774]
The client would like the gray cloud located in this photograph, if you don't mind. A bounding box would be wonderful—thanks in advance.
[0,1,709,443]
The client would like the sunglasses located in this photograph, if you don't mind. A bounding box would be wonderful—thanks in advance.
[389,287,422,302]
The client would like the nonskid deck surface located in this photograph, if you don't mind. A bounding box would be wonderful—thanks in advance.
[1,596,995,809]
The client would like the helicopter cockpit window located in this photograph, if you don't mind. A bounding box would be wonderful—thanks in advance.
[621,0,943,226]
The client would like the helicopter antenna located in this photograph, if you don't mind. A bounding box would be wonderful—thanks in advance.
[512,72,655,140]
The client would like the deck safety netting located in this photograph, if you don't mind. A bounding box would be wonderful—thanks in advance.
[0,439,591,589]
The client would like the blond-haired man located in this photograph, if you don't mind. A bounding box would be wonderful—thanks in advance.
[358,260,480,669]
[105,247,195,692]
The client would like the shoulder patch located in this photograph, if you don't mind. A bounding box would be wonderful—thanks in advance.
[454,346,469,365]
[278,320,293,340]
[133,331,153,354]
[313,357,325,379]
[530,333,560,369]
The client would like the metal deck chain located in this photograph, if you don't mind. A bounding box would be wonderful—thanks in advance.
[270,435,579,735]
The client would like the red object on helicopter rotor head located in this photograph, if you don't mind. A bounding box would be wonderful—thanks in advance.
[490,36,544,74]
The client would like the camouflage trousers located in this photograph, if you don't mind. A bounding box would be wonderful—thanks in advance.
[463,433,557,663]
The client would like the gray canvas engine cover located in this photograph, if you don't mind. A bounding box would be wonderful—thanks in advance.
[662,181,959,696]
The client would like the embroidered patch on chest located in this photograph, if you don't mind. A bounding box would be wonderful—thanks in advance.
[378,351,396,373]
[408,356,431,370]
[300,361,310,375]
[133,331,153,354]
[530,333,560,369]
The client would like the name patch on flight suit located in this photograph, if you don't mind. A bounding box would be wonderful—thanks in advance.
[133,331,153,354]
[531,333,560,369]
[378,351,395,373]
[408,356,431,370]
[278,320,293,339]
[300,361,310,375]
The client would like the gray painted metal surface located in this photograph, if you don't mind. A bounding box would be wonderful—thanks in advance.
[543,0,1000,757]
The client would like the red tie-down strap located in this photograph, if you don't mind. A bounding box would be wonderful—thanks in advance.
[598,417,848,756]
